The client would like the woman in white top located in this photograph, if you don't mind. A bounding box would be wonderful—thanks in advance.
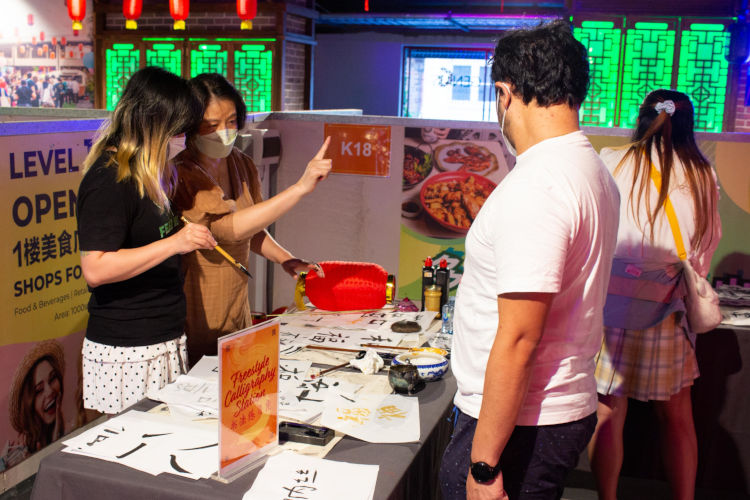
[588,89,721,500]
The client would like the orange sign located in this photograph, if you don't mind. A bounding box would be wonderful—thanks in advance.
[323,123,391,176]
[218,319,279,478]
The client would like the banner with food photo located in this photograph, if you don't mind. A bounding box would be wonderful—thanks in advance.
[399,126,514,302]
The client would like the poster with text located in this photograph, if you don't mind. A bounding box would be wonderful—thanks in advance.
[399,126,513,302]
[218,319,280,479]
[0,125,97,473]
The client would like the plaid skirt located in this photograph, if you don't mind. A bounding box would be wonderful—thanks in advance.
[82,335,188,414]
[595,313,699,402]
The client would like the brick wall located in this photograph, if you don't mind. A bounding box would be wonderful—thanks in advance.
[283,41,307,110]
[735,63,750,132]
[105,11,277,31]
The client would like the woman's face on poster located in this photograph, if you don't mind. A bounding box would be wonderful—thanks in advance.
[32,360,61,425]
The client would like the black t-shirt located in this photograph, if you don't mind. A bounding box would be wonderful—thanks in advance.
[77,153,185,346]
[15,86,31,105]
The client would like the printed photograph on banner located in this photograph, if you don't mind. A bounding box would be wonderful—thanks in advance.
[0,331,87,472]
[398,126,513,301]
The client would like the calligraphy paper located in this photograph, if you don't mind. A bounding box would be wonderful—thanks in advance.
[280,325,403,350]
[188,355,219,382]
[150,375,219,416]
[242,450,378,500]
[62,411,218,479]
[321,393,420,443]
[282,310,435,333]
[279,376,362,423]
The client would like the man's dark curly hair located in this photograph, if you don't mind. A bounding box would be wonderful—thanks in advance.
[491,20,589,108]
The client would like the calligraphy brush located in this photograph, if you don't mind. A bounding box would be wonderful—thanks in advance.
[180,216,252,278]
[360,343,415,351]
[311,351,366,379]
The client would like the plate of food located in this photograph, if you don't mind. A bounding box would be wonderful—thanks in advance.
[434,141,498,175]
[402,145,433,189]
[419,171,496,233]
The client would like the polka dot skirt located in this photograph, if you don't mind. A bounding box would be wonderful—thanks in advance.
[82,335,188,414]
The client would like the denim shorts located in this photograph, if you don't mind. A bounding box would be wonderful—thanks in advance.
[440,408,597,500]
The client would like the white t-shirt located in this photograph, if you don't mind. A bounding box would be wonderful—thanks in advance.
[452,130,620,426]
[600,147,721,277]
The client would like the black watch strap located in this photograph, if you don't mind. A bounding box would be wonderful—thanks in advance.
[470,460,500,483]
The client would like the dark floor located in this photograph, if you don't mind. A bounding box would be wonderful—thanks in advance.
[2,470,749,500]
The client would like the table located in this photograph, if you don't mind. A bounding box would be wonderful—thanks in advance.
[31,370,457,500]
[620,325,750,495]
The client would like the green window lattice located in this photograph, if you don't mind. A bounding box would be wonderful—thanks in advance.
[190,44,228,78]
[146,43,182,76]
[677,23,730,133]
[105,43,140,111]
[234,44,273,112]
[575,20,622,127]
[619,22,676,129]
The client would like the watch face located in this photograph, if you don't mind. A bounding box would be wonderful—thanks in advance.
[470,461,498,483]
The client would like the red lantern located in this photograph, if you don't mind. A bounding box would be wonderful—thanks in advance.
[236,0,257,30]
[61,37,67,46]
[50,52,55,60]
[123,0,142,30]
[52,36,57,45]
[37,47,43,57]
[40,31,45,41]
[69,50,75,58]
[42,44,49,53]
[169,0,189,30]
[66,0,86,31]
[32,36,37,45]
[27,14,34,26]
[78,43,83,51]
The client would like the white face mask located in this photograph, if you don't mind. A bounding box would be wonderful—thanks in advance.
[496,84,517,157]
[194,128,238,159]
[167,135,186,161]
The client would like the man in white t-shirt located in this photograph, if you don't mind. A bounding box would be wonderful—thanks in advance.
[440,20,620,500]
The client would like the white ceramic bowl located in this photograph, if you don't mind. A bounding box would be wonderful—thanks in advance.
[391,351,448,382]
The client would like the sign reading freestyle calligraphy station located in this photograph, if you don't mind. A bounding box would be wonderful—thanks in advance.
[218,319,280,479]
[323,123,391,177]
[0,133,93,345]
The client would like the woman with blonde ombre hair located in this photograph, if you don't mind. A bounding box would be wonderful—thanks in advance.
[77,66,217,414]
[588,89,722,500]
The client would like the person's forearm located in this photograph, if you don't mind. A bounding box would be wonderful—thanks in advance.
[471,329,537,464]
[213,184,307,242]
[81,237,178,288]
[250,230,294,264]
[470,294,550,466]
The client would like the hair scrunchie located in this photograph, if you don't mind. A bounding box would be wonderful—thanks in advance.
[654,100,676,116]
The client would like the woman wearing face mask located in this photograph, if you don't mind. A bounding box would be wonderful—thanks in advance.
[173,73,332,363]
[77,67,217,414]
[2,341,66,470]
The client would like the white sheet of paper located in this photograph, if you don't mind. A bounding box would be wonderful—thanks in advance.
[321,393,420,444]
[187,355,219,382]
[62,411,219,479]
[281,310,435,333]
[279,376,362,423]
[150,375,219,415]
[278,359,313,393]
[242,450,378,500]
[280,325,403,350]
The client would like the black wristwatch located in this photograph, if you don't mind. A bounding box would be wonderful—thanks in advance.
[470,461,501,484]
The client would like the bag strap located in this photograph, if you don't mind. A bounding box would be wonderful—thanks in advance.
[648,163,688,261]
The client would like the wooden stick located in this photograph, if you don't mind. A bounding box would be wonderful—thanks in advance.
[360,343,415,351]
[305,344,362,354]
[310,361,349,379]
